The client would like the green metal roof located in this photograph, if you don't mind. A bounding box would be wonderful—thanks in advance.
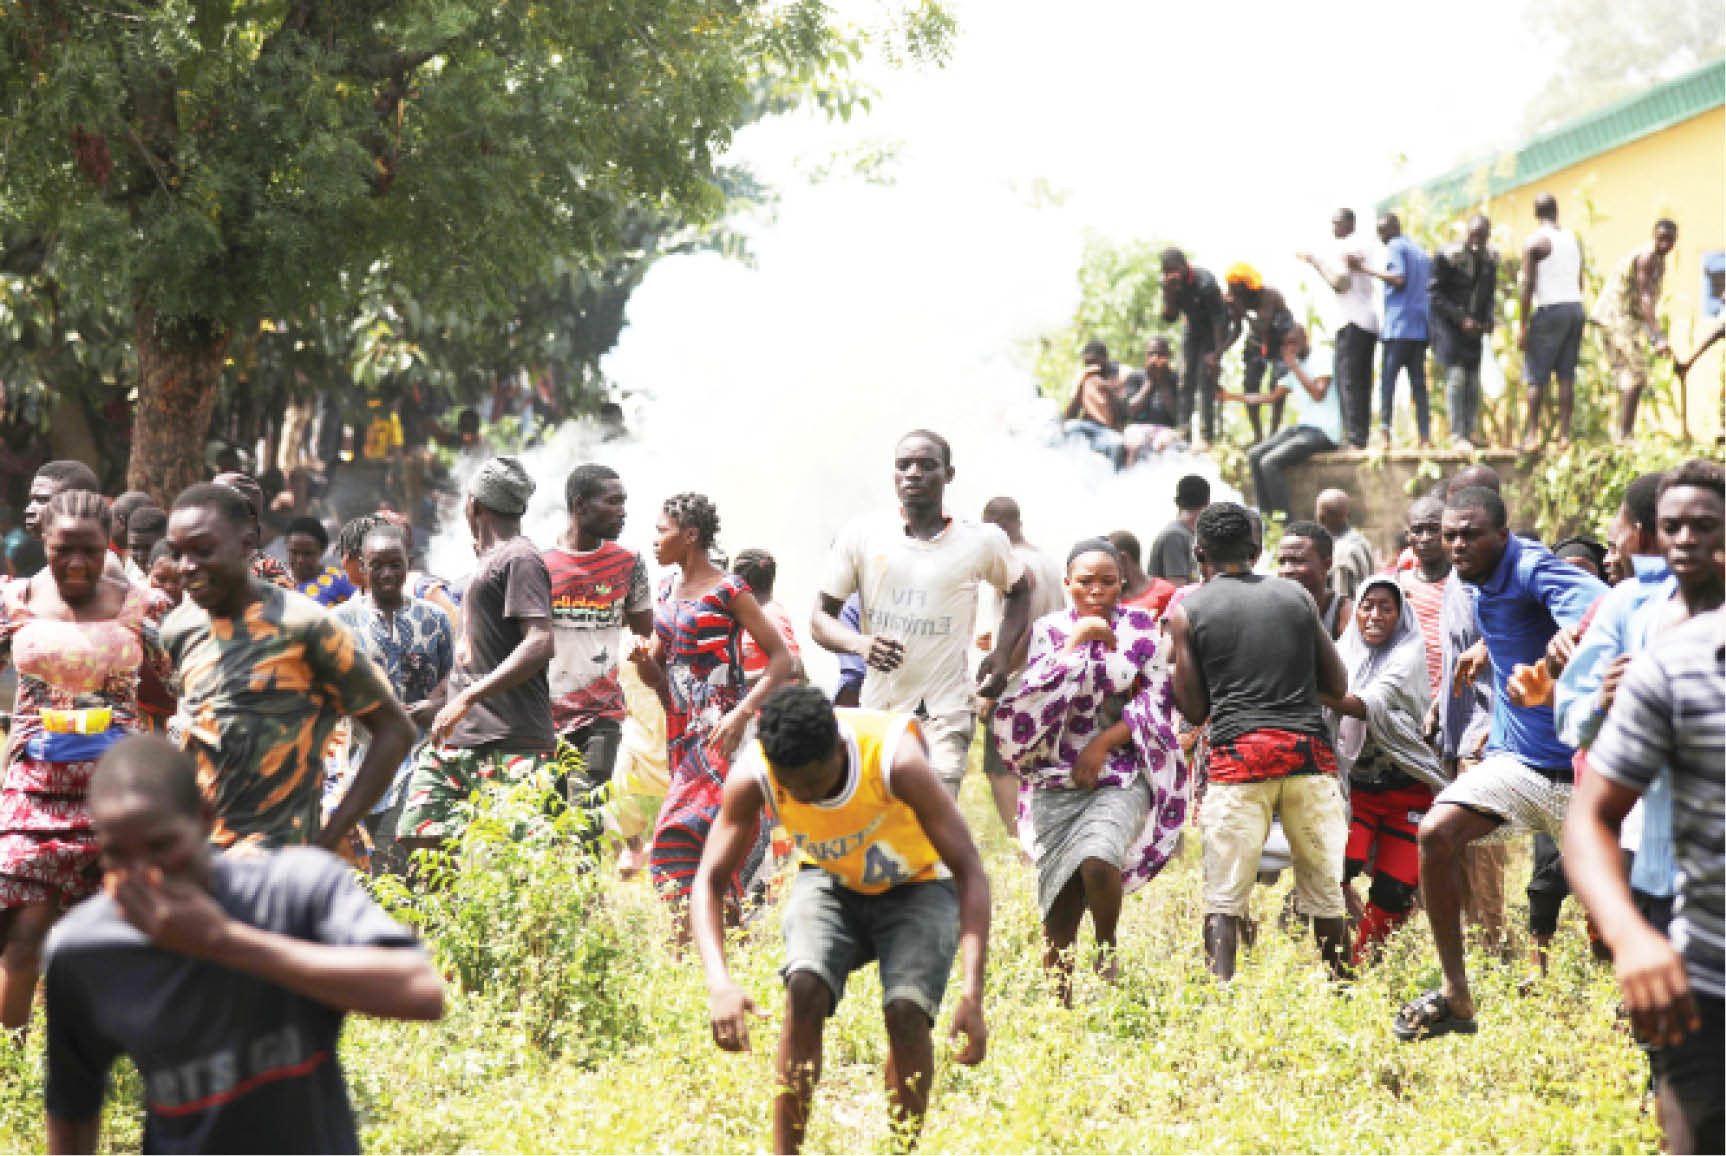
[1381,58,1725,214]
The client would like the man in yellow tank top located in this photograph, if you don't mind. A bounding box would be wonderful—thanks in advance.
[692,685,991,1155]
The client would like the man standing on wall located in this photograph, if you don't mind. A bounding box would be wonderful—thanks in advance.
[1429,215,1500,449]
[1591,219,1679,444]
[1519,194,1588,451]
[1160,250,1231,450]
[1298,208,1381,450]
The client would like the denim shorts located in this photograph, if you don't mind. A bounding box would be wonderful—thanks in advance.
[780,867,959,1023]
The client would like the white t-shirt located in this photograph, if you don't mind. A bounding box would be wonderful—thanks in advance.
[821,512,1026,719]
[1332,236,1382,334]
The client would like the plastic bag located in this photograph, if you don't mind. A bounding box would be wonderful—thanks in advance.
[1480,346,1506,398]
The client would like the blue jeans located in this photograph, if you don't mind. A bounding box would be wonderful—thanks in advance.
[1063,418,1124,466]
[1248,424,1335,517]
[1379,338,1430,440]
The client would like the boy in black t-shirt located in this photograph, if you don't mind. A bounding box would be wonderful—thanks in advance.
[44,737,443,1154]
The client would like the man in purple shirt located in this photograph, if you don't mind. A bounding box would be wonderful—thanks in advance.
[1394,485,1605,1041]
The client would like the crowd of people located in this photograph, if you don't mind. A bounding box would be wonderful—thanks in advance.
[1059,201,1722,511]
[0,431,1715,1156]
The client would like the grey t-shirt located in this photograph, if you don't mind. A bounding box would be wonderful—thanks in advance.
[1182,572,1330,746]
[44,848,419,1153]
[449,534,555,752]
[1147,519,1195,582]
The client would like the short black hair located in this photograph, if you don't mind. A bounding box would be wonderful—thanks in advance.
[1196,502,1256,566]
[172,482,254,532]
[91,735,205,820]
[1066,535,1121,569]
[35,460,101,496]
[663,493,721,549]
[128,506,168,536]
[1281,519,1335,562]
[149,538,175,565]
[758,685,840,771]
[1159,247,1187,271]
[1447,486,1508,529]
[1552,536,1606,572]
[286,515,330,550]
[1081,339,1109,363]
[565,462,620,511]
[1175,474,1211,511]
[898,429,952,468]
[732,548,777,600]
[112,490,155,528]
[1335,207,1356,226]
[1533,193,1558,221]
[1654,218,1678,235]
[1657,457,1725,502]
[1620,472,1666,533]
[1106,530,1141,567]
[362,523,409,556]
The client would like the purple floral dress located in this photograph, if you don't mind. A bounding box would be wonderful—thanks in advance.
[991,605,1191,897]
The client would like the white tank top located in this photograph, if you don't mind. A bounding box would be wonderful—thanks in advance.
[1532,223,1582,308]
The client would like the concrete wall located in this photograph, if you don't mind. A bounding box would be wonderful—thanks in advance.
[1284,449,1531,562]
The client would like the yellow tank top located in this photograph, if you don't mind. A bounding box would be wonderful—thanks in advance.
[756,710,947,895]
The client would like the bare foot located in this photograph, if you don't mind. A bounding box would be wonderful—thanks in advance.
[1095,948,1120,983]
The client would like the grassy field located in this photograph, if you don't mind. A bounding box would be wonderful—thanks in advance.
[0,773,1658,1154]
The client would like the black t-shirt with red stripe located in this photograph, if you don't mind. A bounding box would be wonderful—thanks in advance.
[44,848,419,1153]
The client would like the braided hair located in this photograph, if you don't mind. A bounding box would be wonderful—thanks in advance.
[45,489,113,539]
[662,492,721,549]
[338,514,384,563]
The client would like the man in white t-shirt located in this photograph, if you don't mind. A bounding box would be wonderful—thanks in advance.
[1299,207,1381,450]
[975,496,1068,833]
[812,430,1033,799]
[1518,193,1587,452]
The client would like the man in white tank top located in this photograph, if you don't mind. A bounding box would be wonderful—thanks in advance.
[1518,193,1587,451]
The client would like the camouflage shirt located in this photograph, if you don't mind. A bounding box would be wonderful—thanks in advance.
[162,579,392,849]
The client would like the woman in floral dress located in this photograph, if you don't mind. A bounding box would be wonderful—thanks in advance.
[0,490,168,1028]
[633,493,791,937]
[993,537,1190,998]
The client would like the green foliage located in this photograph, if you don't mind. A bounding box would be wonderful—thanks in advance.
[372,773,646,1065]
[1511,439,1696,543]
[1027,231,1181,405]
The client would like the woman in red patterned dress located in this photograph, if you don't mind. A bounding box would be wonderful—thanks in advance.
[0,490,169,1028]
[633,493,792,941]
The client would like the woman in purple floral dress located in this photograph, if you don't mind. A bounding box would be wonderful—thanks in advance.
[992,537,1190,997]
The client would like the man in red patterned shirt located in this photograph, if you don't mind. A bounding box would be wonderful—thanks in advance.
[545,463,654,845]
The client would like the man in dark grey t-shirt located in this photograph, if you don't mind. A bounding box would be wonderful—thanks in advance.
[1147,474,1209,587]
[44,737,443,1155]
[399,456,556,851]
[1167,503,1350,983]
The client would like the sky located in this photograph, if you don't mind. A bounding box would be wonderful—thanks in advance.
[489,0,1559,686]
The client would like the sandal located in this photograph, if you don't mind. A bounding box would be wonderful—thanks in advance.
[1392,989,1478,1042]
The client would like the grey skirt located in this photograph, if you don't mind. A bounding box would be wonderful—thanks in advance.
[1029,777,1153,920]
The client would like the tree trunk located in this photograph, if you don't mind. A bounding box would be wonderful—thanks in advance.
[127,308,230,506]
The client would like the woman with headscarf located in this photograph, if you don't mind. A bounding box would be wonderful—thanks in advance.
[991,538,1190,1001]
[1322,575,1449,965]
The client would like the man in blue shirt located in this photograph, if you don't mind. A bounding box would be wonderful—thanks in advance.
[1364,213,1432,449]
[1394,485,1605,1041]
[1554,473,1678,926]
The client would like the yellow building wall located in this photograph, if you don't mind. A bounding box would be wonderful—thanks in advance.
[1487,104,1725,443]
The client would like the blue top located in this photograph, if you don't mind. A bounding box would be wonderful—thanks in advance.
[1468,533,1606,769]
[1381,236,1431,341]
[1555,555,1675,749]
[836,594,866,692]
[1285,347,1342,445]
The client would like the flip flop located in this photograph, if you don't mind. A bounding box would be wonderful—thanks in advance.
[1392,989,1478,1042]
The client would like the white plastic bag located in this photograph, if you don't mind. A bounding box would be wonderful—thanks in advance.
[1479,345,1506,398]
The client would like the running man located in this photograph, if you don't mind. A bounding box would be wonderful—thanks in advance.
[693,685,990,1154]
[43,736,443,1153]
[812,430,1032,801]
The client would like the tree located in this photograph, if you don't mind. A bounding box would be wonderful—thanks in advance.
[1,1,947,502]
[1519,0,1723,134]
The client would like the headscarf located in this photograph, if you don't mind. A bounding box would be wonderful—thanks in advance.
[469,455,534,516]
[1332,575,1448,790]
[1224,262,1263,292]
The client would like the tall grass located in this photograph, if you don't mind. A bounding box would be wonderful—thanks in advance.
[0,771,1656,1154]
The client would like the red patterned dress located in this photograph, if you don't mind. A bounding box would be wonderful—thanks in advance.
[0,581,168,908]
